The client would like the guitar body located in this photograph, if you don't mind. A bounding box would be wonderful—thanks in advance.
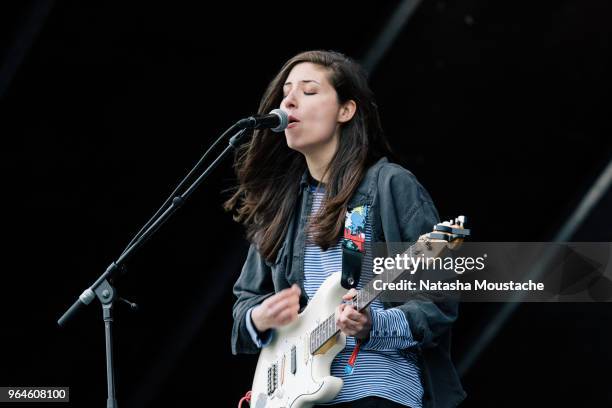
[251,272,347,408]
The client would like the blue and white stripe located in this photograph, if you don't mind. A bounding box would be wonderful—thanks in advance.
[304,185,423,408]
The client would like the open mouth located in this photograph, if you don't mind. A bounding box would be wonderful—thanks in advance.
[287,115,300,128]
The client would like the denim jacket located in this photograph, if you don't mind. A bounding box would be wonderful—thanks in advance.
[231,157,466,408]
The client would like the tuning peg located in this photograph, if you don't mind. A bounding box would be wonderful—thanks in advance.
[452,216,466,227]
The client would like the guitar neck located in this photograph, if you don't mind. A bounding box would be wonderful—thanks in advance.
[310,240,439,354]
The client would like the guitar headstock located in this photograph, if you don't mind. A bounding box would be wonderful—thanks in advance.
[418,215,471,251]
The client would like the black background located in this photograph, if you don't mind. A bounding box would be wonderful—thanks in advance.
[1,1,611,407]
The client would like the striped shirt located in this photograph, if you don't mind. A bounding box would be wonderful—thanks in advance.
[303,184,423,407]
[246,183,424,407]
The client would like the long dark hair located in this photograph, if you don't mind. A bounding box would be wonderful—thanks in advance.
[224,50,393,263]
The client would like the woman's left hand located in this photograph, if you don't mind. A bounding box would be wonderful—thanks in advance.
[335,288,372,340]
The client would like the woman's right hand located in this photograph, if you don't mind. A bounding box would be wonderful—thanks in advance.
[251,284,301,332]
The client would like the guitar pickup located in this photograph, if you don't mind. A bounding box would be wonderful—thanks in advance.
[267,363,278,396]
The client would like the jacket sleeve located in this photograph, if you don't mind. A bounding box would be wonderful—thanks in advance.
[231,243,276,355]
[377,164,459,350]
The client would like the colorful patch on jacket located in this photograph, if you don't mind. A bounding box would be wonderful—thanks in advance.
[343,205,369,253]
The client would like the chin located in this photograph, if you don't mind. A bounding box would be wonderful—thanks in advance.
[285,130,331,155]
[285,132,307,153]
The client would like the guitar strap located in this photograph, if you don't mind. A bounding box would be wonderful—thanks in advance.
[341,204,369,289]
[341,204,370,374]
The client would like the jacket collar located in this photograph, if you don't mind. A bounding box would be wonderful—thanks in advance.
[298,156,389,195]
[299,169,310,191]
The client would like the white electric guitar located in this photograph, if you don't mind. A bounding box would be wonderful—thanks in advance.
[249,216,470,408]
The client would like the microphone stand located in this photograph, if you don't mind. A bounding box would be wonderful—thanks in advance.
[58,123,251,408]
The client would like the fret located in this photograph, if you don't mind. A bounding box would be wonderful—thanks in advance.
[320,319,325,342]
[311,327,315,353]
[309,330,313,353]
[365,286,374,305]
[323,317,328,340]
[370,285,376,302]
[322,320,325,342]
[321,320,325,344]
[312,326,315,352]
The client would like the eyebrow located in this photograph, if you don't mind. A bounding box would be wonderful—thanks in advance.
[283,80,321,86]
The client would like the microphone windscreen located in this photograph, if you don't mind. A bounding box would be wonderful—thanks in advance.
[270,109,288,132]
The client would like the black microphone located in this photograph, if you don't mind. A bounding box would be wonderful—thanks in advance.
[237,109,288,132]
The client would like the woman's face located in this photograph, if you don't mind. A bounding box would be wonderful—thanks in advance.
[280,62,352,156]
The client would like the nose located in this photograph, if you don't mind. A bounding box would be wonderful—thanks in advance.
[281,88,298,110]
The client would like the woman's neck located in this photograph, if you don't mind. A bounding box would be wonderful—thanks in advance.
[305,157,328,183]
[303,131,339,183]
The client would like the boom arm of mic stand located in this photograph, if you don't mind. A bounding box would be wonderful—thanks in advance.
[57,125,249,326]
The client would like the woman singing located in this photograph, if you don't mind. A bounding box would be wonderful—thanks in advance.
[226,50,465,408]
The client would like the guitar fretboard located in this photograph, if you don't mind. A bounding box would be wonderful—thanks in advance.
[309,239,445,354]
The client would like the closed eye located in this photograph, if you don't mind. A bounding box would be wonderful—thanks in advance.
[282,92,316,99]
